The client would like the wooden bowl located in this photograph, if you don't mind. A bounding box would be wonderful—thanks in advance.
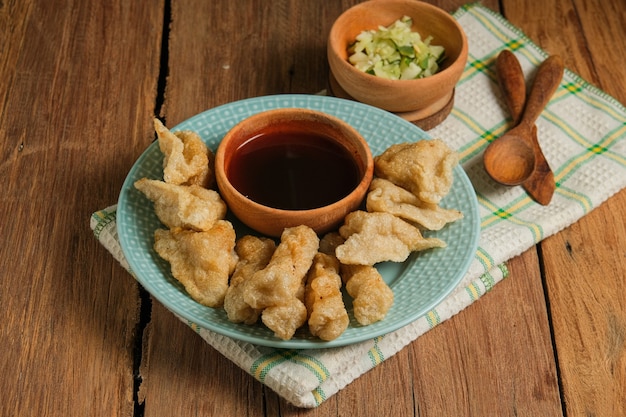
[327,0,468,114]
[215,108,374,237]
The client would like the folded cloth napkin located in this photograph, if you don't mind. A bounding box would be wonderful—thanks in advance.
[90,4,626,408]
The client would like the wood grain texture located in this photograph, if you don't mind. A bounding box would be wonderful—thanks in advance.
[0,1,163,416]
[2,0,625,416]
[139,304,266,416]
[544,199,626,417]
[410,251,563,417]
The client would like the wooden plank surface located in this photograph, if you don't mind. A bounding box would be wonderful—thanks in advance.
[1,0,625,416]
[409,252,563,417]
[0,1,164,416]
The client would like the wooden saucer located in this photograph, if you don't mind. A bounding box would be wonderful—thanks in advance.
[328,73,454,131]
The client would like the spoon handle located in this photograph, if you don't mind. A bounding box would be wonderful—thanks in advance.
[496,50,526,124]
[519,55,564,127]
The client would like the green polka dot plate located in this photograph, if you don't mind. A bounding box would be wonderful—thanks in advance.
[117,95,480,349]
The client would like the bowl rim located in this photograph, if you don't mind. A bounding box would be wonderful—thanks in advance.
[214,107,375,215]
[327,0,468,87]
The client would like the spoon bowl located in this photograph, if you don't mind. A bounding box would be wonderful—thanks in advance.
[483,127,535,185]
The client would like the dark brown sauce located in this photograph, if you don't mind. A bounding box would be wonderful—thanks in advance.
[227,130,361,210]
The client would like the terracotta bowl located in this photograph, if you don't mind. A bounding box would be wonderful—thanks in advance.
[327,0,468,114]
[215,108,374,237]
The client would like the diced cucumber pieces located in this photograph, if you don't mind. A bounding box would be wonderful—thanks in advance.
[347,16,445,80]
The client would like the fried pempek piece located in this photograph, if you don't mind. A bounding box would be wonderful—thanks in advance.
[342,264,394,325]
[154,118,215,188]
[304,253,349,341]
[243,225,319,340]
[374,139,458,205]
[224,235,276,325]
[154,220,238,308]
[366,178,463,231]
[320,233,393,326]
[261,300,308,341]
[134,178,227,231]
[243,225,319,310]
[337,211,446,265]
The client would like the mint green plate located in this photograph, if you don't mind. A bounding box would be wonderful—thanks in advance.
[117,94,479,349]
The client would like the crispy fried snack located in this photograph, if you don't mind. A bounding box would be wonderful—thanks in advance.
[243,225,319,309]
[318,232,345,257]
[342,264,394,325]
[224,235,276,325]
[320,233,393,325]
[261,300,308,341]
[366,178,463,230]
[153,220,238,308]
[154,118,215,188]
[374,139,458,205]
[243,225,319,340]
[134,178,227,231]
[336,211,446,265]
[304,253,349,341]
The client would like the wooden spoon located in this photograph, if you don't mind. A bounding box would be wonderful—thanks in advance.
[496,51,560,204]
[484,54,564,188]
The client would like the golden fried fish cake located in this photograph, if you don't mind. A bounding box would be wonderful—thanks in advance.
[243,225,319,310]
[366,178,463,230]
[154,118,215,188]
[134,178,226,231]
[224,235,276,325]
[320,233,393,325]
[319,232,345,257]
[304,253,349,341]
[337,211,446,265]
[153,220,237,308]
[341,264,394,325]
[374,139,458,205]
[261,299,308,340]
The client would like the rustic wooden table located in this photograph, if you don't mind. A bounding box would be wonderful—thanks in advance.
[2,0,625,416]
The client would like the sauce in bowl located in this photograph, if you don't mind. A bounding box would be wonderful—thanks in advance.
[227,130,361,210]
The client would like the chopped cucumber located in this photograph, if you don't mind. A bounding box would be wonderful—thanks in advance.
[347,16,445,80]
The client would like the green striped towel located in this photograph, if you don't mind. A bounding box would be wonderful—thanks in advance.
[90,4,626,408]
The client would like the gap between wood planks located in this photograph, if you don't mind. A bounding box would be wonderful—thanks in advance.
[132,1,172,417]
[536,242,567,417]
